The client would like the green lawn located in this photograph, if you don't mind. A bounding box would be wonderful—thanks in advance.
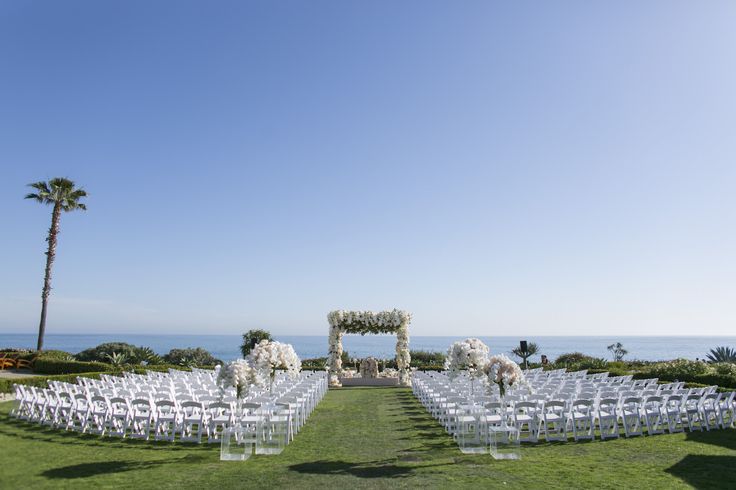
[1,387,734,489]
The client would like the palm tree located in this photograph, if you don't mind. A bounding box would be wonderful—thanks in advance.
[607,342,628,362]
[511,342,539,369]
[25,178,87,352]
[705,346,736,363]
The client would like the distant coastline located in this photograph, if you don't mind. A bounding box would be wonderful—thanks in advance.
[2,333,734,363]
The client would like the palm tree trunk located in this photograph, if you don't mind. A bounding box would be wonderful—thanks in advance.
[37,203,61,352]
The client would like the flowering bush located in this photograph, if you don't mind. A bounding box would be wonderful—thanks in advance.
[248,340,302,379]
[483,354,526,396]
[216,359,262,398]
[445,338,490,379]
[643,359,710,380]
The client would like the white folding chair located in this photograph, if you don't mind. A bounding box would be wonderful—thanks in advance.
[597,398,619,439]
[179,401,205,443]
[663,395,685,433]
[683,395,704,431]
[154,400,180,442]
[107,397,131,438]
[541,401,568,442]
[87,395,110,435]
[207,401,233,443]
[128,398,154,440]
[513,402,539,443]
[570,400,594,441]
[621,397,643,437]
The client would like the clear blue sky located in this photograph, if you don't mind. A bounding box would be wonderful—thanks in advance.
[1,1,734,336]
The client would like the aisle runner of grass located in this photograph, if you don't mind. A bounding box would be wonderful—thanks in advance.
[1,387,735,489]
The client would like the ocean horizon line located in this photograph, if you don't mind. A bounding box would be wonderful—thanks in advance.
[2,332,734,338]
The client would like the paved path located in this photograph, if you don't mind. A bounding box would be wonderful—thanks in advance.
[0,370,40,379]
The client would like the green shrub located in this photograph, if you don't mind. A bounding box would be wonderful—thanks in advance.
[553,352,589,365]
[162,347,220,367]
[409,350,446,367]
[642,359,711,380]
[76,342,143,363]
[301,357,328,370]
[553,352,608,371]
[38,350,75,360]
[33,358,110,375]
[0,372,107,394]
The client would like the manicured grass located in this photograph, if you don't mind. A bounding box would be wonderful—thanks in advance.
[1,387,735,489]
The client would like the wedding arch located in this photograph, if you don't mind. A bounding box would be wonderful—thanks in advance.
[327,309,412,387]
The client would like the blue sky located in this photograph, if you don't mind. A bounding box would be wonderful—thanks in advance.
[1,1,734,336]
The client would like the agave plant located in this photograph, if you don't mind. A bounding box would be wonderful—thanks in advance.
[705,346,736,363]
[106,352,128,367]
[136,346,163,365]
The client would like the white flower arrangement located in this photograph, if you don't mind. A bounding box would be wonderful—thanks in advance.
[216,359,263,399]
[248,339,302,380]
[482,353,526,397]
[327,309,412,386]
[445,338,491,379]
[327,309,412,333]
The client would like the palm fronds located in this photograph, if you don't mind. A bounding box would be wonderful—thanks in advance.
[706,346,736,363]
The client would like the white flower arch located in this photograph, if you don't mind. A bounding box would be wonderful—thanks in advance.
[327,309,412,387]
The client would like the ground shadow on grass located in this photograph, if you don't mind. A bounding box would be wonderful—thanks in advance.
[685,430,736,450]
[666,455,736,489]
[289,460,415,478]
[41,454,209,480]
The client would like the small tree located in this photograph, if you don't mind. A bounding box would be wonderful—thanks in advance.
[607,342,628,362]
[511,342,539,369]
[240,329,272,357]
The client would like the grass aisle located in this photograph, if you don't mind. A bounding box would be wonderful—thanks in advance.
[1,388,735,489]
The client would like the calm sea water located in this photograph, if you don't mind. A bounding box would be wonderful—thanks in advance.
[1,333,734,362]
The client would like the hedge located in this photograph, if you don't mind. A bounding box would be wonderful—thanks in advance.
[0,372,107,394]
[33,358,111,375]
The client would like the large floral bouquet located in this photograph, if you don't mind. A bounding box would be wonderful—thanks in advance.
[327,309,412,333]
[483,354,526,397]
[216,359,263,399]
[445,338,490,379]
[248,339,302,380]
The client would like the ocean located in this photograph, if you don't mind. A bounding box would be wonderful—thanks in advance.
[1,333,734,362]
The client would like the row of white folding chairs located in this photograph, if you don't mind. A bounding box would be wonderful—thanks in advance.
[413,372,735,444]
[11,371,328,444]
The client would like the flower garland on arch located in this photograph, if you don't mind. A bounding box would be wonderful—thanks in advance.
[327,309,412,387]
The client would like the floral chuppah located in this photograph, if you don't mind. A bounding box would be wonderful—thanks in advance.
[327,309,412,387]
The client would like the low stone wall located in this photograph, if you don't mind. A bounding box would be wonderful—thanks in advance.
[339,377,399,386]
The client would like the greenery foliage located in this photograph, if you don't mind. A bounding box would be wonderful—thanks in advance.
[240,329,273,357]
[162,347,220,367]
[635,359,736,389]
[76,343,148,364]
[0,371,106,394]
[32,359,110,375]
[706,346,736,363]
[408,350,446,367]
